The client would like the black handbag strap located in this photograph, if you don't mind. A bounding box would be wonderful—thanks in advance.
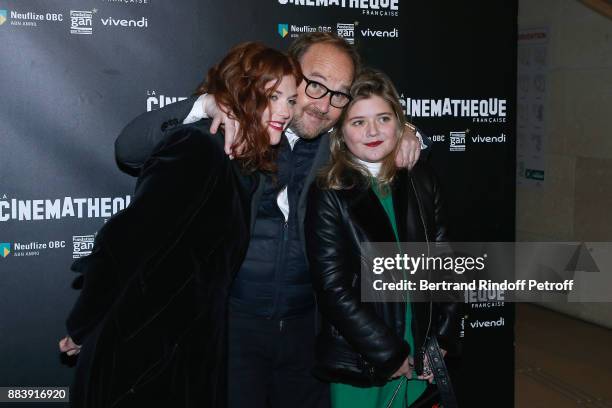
[426,336,457,408]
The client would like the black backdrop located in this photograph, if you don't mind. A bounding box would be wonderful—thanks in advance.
[0,1,516,406]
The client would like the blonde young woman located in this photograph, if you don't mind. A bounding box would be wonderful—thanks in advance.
[305,69,460,408]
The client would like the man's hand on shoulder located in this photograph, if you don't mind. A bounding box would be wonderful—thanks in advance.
[202,94,241,159]
[395,123,422,170]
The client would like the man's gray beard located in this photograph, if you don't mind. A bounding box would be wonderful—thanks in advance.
[290,112,333,140]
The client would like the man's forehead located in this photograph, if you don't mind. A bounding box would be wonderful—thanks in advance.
[299,44,354,89]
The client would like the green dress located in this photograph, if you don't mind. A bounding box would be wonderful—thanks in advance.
[330,182,427,408]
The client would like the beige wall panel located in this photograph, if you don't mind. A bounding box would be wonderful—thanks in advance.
[562,69,612,160]
[518,0,559,26]
[516,229,561,241]
[547,71,570,156]
[536,301,612,328]
[519,0,612,328]
[516,154,576,238]
[553,0,612,68]
[574,156,612,241]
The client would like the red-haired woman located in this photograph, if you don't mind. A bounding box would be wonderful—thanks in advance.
[59,42,302,408]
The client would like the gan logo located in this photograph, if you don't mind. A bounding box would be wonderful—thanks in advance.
[73,235,95,259]
[278,23,289,38]
[0,243,10,258]
[70,9,95,35]
[336,23,354,44]
[449,131,466,152]
[0,10,7,26]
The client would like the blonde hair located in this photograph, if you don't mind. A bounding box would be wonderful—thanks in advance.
[319,68,407,190]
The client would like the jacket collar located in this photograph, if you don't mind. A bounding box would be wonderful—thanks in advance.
[346,169,424,243]
[342,168,406,242]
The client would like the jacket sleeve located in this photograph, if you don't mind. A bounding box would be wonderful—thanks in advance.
[305,186,409,379]
[114,97,199,176]
[431,165,448,242]
[426,165,462,356]
[67,127,223,344]
[434,302,462,356]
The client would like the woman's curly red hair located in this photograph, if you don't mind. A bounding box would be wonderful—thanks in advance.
[195,42,302,173]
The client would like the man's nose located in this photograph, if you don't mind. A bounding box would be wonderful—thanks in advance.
[313,95,331,113]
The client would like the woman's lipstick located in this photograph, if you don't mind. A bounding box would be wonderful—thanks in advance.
[268,121,284,132]
[365,141,383,147]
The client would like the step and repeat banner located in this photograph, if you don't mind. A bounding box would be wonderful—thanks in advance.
[0,0,516,406]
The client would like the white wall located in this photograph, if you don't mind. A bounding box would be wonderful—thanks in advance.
[517,0,612,328]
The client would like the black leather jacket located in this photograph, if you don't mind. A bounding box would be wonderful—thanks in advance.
[305,164,461,387]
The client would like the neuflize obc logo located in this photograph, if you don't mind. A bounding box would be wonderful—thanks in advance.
[0,243,10,258]
[0,10,8,26]
[278,23,288,38]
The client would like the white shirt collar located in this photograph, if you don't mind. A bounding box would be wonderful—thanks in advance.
[284,128,300,150]
[354,157,382,178]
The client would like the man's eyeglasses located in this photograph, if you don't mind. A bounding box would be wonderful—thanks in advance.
[302,76,352,109]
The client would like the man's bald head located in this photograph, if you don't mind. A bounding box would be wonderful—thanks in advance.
[287,33,360,139]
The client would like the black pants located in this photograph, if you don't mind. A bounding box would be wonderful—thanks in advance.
[228,311,330,408]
